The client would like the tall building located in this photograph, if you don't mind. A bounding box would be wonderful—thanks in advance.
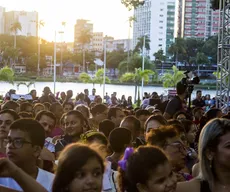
[74,19,93,52]
[4,10,38,36]
[0,7,5,34]
[133,0,177,60]
[92,32,104,52]
[180,0,219,39]
[112,39,133,52]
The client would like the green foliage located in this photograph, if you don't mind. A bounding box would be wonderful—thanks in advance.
[121,0,145,10]
[78,72,91,83]
[196,52,209,64]
[10,22,22,34]
[107,50,127,69]
[134,35,150,53]
[77,29,92,47]
[154,49,166,64]
[161,65,184,88]
[0,66,14,84]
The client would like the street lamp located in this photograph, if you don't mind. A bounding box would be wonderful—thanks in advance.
[53,31,57,94]
[141,33,148,99]
[103,36,107,102]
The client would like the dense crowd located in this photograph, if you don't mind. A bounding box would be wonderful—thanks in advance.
[0,82,229,192]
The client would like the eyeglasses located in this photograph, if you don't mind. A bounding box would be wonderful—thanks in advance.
[4,138,32,149]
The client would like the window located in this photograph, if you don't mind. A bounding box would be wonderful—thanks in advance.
[159,38,163,41]
[160,9,164,11]
[159,20,163,23]
[160,14,164,17]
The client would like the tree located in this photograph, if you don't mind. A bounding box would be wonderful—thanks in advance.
[154,49,166,73]
[26,55,46,73]
[196,52,209,76]
[161,65,184,88]
[121,0,145,11]
[0,66,14,84]
[120,68,154,105]
[168,38,186,63]
[10,22,22,49]
[107,50,127,74]
[77,29,92,72]
[134,35,150,53]
[202,36,218,63]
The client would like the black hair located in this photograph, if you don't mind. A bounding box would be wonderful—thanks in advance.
[33,103,45,109]
[19,102,33,112]
[50,102,62,113]
[145,115,168,131]
[99,119,115,138]
[196,90,202,94]
[176,81,187,95]
[43,102,51,110]
[206,109,221,121]
[52,143,104,192]
[2,101,19,111]
[135,109,150,118]
[122,116,141,132]
[109,128,132,153]
[91,104,107,117]
[35,110,57,126]
[18,112,33,118]
[9,119,45,148]
[108,107,122,120]
[81,130,108,146]
[119,146,168,192]
[63,102,74,110]
[173,111,188,120]
[0,109,20,120]
[75,104,90,118]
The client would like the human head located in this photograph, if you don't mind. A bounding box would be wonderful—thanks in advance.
[64,110,90,138]
[84,89,89,96]
[43,86,51,96]
[19,102,33,114]
[35,110,57,137]
[91,104,108,123]
[43,102,51,111]
[119,146,177,192]
[60,92,66,100]
[145,115,168,133]
[109,128,132,153]
[108,107,125,127]
[6,119,45,166]
[2,101,19,113]
[199,118,230,183]
[173,111,187,121]
[180,119,196,144]
[50,102,64,120]
[176,81,187,96]
[18,112,33,119]
[75,104,90,119]
[92,88,96,95]
[0,110,20,139]
[99,119,115,138]
[120,116,141,140]
[30,89,37,99]
[192,107,204,121]
[146,125,186,172]
[206,109,222,121]
[196,90,202,99]
[63,102,74,114]
[33,103,45,117]
[135,109,151,131]
[81,130,108,146]
[52,143,104,192]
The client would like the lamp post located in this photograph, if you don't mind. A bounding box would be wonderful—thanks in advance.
[103,36,107,102]
[53,31,57,94]
[141,34,146,99]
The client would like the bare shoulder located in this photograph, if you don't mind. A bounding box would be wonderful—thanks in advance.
[176,179,200,192]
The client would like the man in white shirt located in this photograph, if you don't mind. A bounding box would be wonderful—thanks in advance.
[0,119,54,192]
[89,88,96,102]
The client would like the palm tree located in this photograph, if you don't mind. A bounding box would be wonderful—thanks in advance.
[0,66,14,84]
[77,29,92,72]
[161,65,185,88]
[10,21,22,49]
[37,20,45,75]
[120,68,154,105]
[134,35,150,53]
[168,38,186,64]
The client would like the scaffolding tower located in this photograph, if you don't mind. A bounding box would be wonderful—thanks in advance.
[216,0,230,111]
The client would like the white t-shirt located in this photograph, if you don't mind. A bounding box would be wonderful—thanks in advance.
[89,95,96,101]
[0,168,54,192]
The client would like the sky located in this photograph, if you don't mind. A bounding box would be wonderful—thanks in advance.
[1,0,133,42]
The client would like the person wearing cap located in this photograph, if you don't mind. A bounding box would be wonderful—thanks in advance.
[163,81,188,120]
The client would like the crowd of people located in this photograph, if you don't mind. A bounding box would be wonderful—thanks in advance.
[0,82,229,192]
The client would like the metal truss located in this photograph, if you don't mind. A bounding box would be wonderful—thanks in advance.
[216,0,230,111]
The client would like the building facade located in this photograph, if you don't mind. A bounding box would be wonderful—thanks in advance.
[4,10,38,36]
[0,7,5,34]
[133,0,177,60]
[74,19,93,52]
[92,32,104,52]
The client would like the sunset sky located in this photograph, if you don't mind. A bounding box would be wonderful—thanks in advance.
[1,0,132,42]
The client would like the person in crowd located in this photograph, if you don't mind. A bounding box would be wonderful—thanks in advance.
[104,92,111,105]
[18,112,33,119]
[192,90,205,108]
[146,125,190,182]
[177,118,230,192]
[89,88,96,102]
[33,103,45,117]
[111,92,118,106]
[29,89,37,101]
[43,102,51,111]
[204,94,212,111]
[52,143,104,192]
[63,102,74,113]
[108,107,126,127]
[107,128,132,171]
[173,111,188,121]
[164,82,188,120]
[145,115,168,133]
[75,93,88,106]
[39,87,56,104]
[59,92,66,104]
[127,96,133,109]
[4,89,16,101]
[192,107,204,125]
[84,89,91,106]
[0,110,20,158]
[180,119,198,173]
[120,115,145,148]
[55,110,90,157]
[135,109,151,138]
[89,104,108,130]
[120,95,127,108]
[74,104,90,119]
[95,95,103,104]
[19,102,33,114]
[1,101,19,113]
[206,108,222,121]
[99,119,115,138]
[0,119,54,191]
[118,146,177,192]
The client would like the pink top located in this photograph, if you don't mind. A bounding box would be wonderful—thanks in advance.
[50,127,64,138]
